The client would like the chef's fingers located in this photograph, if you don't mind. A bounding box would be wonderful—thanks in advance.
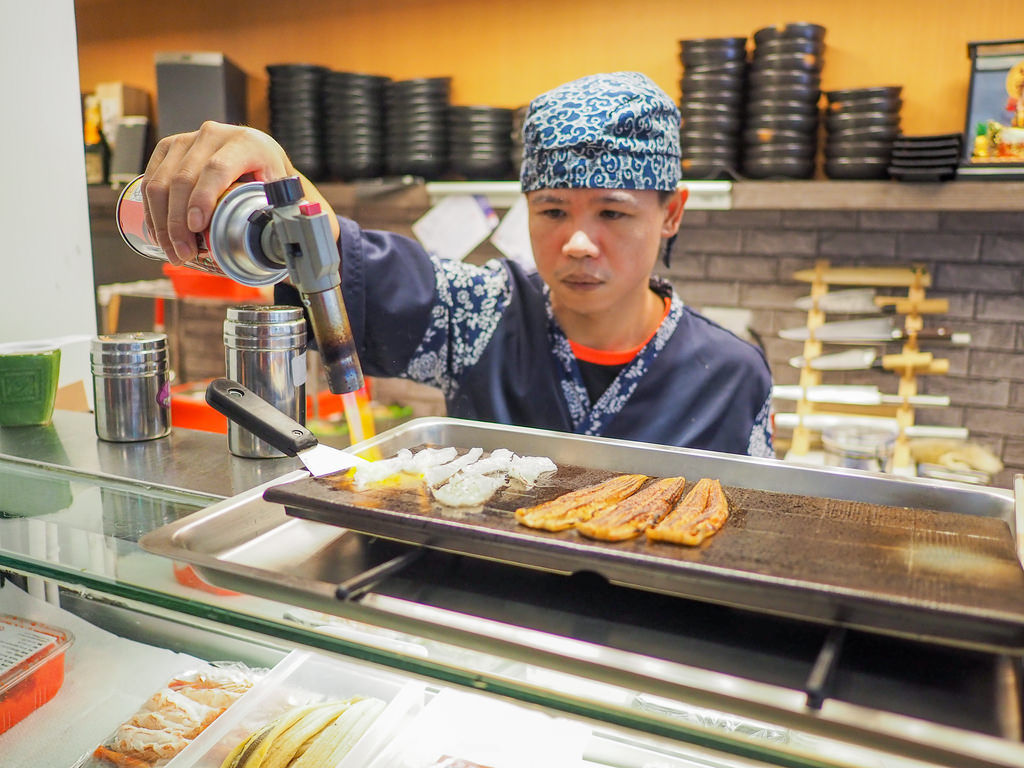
[139,122,287,265]
[162,122,254,264]
[184,125,293,236]
[142,129,201,265]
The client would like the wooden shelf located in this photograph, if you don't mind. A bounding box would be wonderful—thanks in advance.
[730,179,1024,211]
[89,178,1024,213]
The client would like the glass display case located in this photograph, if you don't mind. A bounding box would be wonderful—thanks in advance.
[1,411,1022,768]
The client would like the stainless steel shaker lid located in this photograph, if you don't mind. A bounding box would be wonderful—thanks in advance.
[225,305,305,324]
[224,305,306,349]
[91,332,167,353]
[90,332,168,374]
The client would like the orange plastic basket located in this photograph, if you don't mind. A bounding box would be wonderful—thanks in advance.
[170,381,227,434]
[162,263,262,300]
[170,380,354,435]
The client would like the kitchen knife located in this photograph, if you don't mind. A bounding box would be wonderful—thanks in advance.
[794,288,879,314]
[794,290,949,316]
[789,348,879,371]
[773,411,969,440]
[779,317,971,344]
[772,384,950,407]
[206,378,371,476]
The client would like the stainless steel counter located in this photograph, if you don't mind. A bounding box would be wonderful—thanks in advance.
[0,410,301,498]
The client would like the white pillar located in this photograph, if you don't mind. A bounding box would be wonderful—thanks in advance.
[0,0,97,393]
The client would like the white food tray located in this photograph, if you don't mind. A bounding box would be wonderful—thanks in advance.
[168,649,424,768]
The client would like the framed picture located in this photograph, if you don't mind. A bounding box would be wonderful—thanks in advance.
[958,39,1024,179]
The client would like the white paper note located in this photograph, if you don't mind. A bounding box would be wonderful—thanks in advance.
[489,194,535,270]
[412,195,498,262]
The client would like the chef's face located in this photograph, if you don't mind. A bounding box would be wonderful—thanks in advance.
[526,187,685,317]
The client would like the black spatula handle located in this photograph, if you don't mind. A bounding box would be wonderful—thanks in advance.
[206,378,316,457]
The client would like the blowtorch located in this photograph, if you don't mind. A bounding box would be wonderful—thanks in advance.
[116,174,364,395]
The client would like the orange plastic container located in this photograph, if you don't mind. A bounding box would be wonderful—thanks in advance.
[171,380,228,434]
[171,379,349,434]
[0,615,74,733]
[162,263,262,300]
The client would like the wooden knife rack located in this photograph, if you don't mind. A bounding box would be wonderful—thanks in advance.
[788,261,951,470]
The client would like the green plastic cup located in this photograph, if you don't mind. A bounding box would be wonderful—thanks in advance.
[0,343,61,427]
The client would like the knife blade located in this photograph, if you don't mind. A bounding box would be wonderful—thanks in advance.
[206,378,370,476]
[773,412,969,440]
[772,384,950,407]
[794,288,879,314]
[794,291,949,316]
[780,317,971,344]
[789,348,879,370]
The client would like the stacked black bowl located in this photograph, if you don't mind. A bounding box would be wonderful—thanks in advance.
[510,105,528,177]
[823,87,902,179]
[678,37,748,180]
[448,106,514,180]
[267,64,329,180]
[384,77,451,179]
[742,23,826,179]
[888,133,962,182]
[321,71,389,181]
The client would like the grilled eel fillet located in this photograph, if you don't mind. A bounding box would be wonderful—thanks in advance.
[514,473,649,531]
[576,476,688,541]
[646,477,729,546]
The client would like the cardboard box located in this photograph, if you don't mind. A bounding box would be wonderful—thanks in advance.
[94,81,150,147]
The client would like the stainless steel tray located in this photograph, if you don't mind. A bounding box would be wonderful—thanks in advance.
[143,417,1024,652]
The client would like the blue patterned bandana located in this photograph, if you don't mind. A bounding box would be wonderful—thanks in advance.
[520,72,681,192]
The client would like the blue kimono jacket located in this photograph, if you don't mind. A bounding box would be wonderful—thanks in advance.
[309,217,773,458]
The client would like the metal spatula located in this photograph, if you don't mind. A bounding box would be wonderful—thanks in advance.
[206,378,370,476]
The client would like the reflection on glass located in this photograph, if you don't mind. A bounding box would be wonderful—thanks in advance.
[99,486,200,542]
[0,461,73,517]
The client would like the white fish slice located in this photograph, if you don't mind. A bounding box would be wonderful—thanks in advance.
[461,449,516,476]
[423,447,484,487]
[432,471,506,507]
[409,446,458,471]
[351,449,414,489]
[508,455,557,486]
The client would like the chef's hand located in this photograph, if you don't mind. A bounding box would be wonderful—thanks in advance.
[141,121,339,265]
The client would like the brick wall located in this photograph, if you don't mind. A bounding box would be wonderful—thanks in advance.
[658,208,1024,489]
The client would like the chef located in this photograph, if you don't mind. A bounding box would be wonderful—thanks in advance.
[141,71,773,457]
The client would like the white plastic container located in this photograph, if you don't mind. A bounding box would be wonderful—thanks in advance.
[169,649,424,768]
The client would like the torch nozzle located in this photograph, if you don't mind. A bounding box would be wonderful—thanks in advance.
[261,176,365,395]
[302,287,364,394]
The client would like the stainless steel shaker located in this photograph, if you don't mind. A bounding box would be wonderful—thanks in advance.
[223,305,307,457]
[90,332,171,441]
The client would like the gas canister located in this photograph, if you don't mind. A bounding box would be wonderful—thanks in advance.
[115,174,286,286]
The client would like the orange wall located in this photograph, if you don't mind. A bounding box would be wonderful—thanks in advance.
[75,0,1020,135]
